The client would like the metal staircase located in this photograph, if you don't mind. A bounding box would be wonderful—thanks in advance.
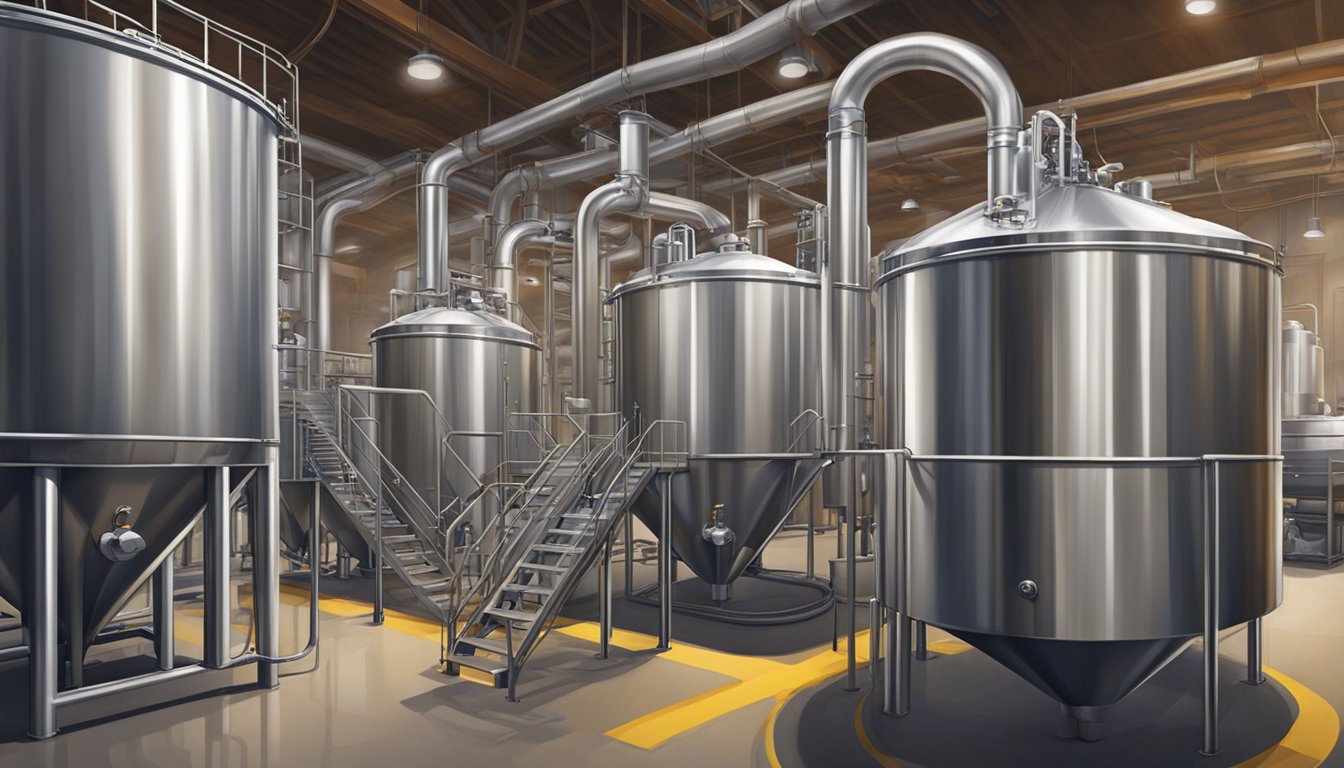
[444,417,685,699]
[292,390,459,618]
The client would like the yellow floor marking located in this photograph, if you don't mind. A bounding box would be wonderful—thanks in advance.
[846,658,1337,768]
[1236,666,1341,767]
[555,622,661,652]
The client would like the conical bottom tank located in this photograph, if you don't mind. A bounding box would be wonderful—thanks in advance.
[0,468,247,650]
[632,456,823,591]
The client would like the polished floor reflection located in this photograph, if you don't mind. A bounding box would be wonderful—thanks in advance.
[2,532,1344,768]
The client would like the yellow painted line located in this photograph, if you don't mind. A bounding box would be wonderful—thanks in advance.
[853,692,909,768]
[763,694,789,768]
[1237,666,1340,767]
[555,622,660,652]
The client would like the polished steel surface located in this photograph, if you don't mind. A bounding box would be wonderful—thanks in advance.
[0,6,281,652]
[877,180,1281,707]
[1282,416,1344,500]
[612,248,823,587]
[371,307,539,526]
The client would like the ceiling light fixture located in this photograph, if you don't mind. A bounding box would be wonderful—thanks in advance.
[901,198,920,211]
[407,50,444,81]
[1305,176,1326,238]
[522,276,541,286]
[1184,0,1216,15]
[777,45,811,79]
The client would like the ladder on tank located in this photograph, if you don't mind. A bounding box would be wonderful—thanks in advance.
[293,389,460,618]
[444,416,686,700]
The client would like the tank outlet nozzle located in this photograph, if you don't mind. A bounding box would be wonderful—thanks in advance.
[702,504,734,547]
[99,505,146,562]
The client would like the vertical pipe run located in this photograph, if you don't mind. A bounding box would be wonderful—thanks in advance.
[914,620,930,660]
[204,466,231,669]
[255,462,281,689]
[868,597,880,688]
[29,468,59,740]
[153,554,175,671]
[374,477,385,626]
[1201,459,1221,757]
[845,468,858,691]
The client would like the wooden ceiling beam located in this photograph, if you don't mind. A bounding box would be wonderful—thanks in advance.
[346,0,561,105]
[636,0,712,44]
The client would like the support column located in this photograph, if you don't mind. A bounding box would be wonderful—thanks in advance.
[153,554,175,671]
[373,478,385,626]
[29,468,59,740]
[598,534,612,659]
[914,620,932,660]
[204,466,231,669]
[844,466,858,691]
[255,462,281,688]
[657,477,673,651]
[1246,617,1265,685]
[1201,459,1221,757]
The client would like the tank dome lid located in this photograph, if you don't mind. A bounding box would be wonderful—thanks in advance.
[370,306,540,348]
[609,249,818,300]
[876,182,1276,286]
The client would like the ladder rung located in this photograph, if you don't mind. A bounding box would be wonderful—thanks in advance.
[458,636,510,656]
[486,607,537,623]
[504,582,555,596]
[532,543,581,554]
[518,562,566,572]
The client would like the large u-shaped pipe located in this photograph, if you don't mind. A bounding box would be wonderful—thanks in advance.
[823,33,1023,454]
[419,0,880,293]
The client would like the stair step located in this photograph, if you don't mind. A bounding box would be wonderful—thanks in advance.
[382,534,417,544]
[457,636,510,656]
[403,564,438,576]
[450,653,509,683]
[546,528,589,536]
[414,578,452,591]
[504,582,555,596]
[518,561,567,573]
[560,511,595,520]
[531,543,582,554]
[485,607,538,623]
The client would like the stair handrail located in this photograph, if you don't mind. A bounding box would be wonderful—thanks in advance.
[445,417,624,641]
[505,418,687,670]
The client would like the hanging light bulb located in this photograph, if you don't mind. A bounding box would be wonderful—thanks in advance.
[1184,0,1216,14]
[900,198,921,211]
[407,50,445,81]
[777,45,811,79]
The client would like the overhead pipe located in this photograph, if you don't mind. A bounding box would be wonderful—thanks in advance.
[824,33,1023,458]
[488,82,838,237]
[717,36,1344,196]
[493,218,550,321]
[420,0,881,292]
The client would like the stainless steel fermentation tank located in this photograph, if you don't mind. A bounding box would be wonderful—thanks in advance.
[877,179,1282,711]
[0,2,288,736]
[1279,313,1344,563]
[370,304,540,532]
[611,241,824,598]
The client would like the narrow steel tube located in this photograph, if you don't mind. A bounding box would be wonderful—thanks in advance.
[255,462,280,689]
[895,613,912,716]
[54,664,208,707]
[1246,617,1264,685]
[599,535,613,659]
[914,619,930,660]
[374,475,385,626]
[1201,459,1221,757]
[492,218,548,320]
[658,477,673,650]
[29,467,58,740]
[153,554,175,671]
[845,476,858,691]
[868,597,880,689]
[203,466,231,669]
[624,509,634,598]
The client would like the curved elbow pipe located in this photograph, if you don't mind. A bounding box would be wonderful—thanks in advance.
[493,218,549,319]
[421,0,879,292]
[644,192,732,235]
[824,33,1023,454]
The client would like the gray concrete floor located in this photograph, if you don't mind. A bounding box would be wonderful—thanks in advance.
[0,526,1341,767]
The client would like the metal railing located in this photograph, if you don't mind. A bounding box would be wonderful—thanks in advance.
[278,345,372,393]
[74,0,299,135]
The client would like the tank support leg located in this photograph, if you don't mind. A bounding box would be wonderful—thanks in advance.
[1246,617,1265,685]
[845,461,858,691]
[657,479,673,651]
[1201,458,1221,757]
[204,466,232,669]
[914,620,932,660]
[29,468,59,740]
[153,553,175,671]
[255,461,280,689]
[373,478,384,627]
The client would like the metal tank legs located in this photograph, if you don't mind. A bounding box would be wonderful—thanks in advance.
[29,468,60,740]
[255,462,281,689]
[1246,617,1265,685]
[204,467,233,668]
[657,477,673,651]
[153,555,176,671]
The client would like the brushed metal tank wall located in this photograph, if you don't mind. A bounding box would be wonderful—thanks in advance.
[879,249,1281,641]
[1283,322,1327,417]
[372,335,539,507]
[615,274,821,586]
[0,14,279,446]
[0,7,280,648]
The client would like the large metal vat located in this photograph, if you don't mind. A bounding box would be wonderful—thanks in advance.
[1283,319,1328,417]
[0,4,281,650]
[877,180,1281,710]
[1278,317,1344,562]
[370,303,540,529]
[611,241,823,598]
